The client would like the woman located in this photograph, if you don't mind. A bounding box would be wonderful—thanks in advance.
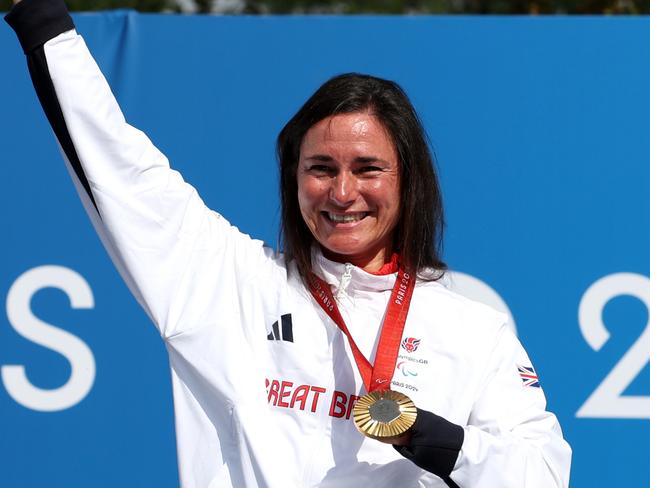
[6,0,571,486]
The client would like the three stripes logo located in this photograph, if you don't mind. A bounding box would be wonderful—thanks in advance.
[267,314,294,343]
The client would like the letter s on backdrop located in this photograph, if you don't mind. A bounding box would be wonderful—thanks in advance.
[2,266,96,412]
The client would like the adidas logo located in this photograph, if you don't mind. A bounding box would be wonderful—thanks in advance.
[267,313,293,343]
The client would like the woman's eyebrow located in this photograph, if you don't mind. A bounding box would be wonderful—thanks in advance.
[304,154,334,162]
[303,155,388,164]
[355,156,388,164]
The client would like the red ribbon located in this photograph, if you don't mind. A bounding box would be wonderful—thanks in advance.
[308,267,415,392]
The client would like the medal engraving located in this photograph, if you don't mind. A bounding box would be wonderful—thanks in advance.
[369,398,401,423]
[353,390,417,440]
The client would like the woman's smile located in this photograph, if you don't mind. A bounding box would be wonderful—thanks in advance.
[323,211,369,224]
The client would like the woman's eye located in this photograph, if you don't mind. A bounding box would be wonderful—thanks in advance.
[308,165,333,174]
[358,165,382,174]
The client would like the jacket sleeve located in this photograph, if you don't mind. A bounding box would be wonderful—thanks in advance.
[5,0,276,339]
[398,323,572,487]
[452,325,571,487]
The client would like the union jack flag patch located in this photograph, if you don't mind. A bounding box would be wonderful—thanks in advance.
[518,365,541,388]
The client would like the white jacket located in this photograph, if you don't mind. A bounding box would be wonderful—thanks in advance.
[7,1,571,486]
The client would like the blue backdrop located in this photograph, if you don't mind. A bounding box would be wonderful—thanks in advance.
[1,11,649,487]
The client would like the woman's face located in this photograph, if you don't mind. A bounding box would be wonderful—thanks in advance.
[297,112,400,271]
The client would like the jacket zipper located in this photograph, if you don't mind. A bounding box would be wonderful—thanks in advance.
[336,263,354,301]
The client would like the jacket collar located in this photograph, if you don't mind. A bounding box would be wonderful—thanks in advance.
[311,247,397,295]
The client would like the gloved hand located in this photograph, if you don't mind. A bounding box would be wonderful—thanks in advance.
[393,408,464,485]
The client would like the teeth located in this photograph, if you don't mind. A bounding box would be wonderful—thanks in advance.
[328,212,366,223]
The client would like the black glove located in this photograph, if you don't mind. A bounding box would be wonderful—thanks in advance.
[393,408,464,487]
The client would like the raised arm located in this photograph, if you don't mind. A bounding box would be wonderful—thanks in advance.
[5,0,275,339]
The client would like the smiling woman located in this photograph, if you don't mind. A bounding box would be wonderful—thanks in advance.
[279,73,446,283]
[6,0,571,486]
[297,111,401,271]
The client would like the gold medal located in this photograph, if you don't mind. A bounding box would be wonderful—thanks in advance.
[352,390,417,440]
[309,269,418,441]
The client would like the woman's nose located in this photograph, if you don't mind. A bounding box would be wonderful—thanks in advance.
[329,171,358,206]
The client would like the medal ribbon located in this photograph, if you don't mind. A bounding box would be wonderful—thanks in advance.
[308,267,415,392]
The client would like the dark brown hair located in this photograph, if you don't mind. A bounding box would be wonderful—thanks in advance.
[277,73,446,280]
